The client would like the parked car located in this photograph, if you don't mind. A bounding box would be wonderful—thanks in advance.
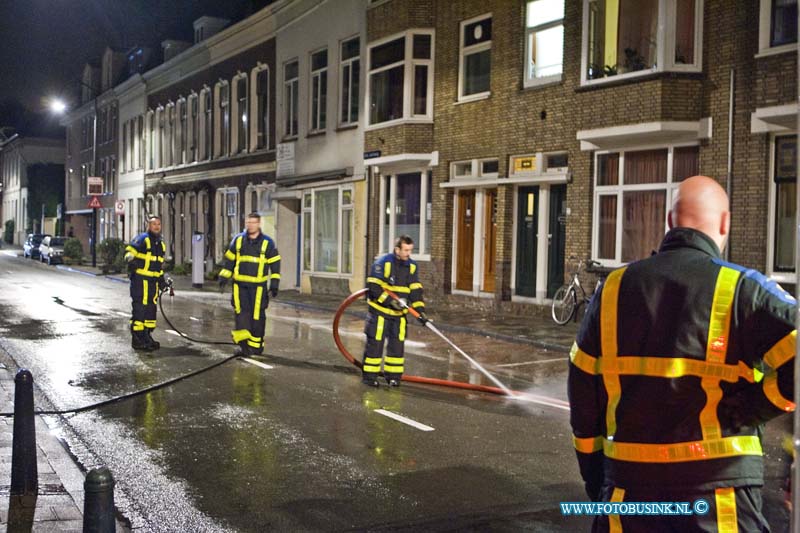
[23,234,49,259]
[39,236,66,265]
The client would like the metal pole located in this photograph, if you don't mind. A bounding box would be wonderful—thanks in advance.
[792,6,800,525]
[10,369,37,498]
[725,68,734,261]
[92,97,98,268]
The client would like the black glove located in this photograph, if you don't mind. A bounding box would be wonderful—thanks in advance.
[158,275,166,288]
[269,287,278,299]
[127,261,136,276]
[387,298,404,311]
[218,277,229,291]
[417,311,429,325]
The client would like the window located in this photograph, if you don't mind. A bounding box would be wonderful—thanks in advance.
[340,37,360,126]
[147,111,155,170]
[367,30,434,126]
[178,99,187,165]
[771,0,798,47]
[224,188,240,246]
[772,135,797,272]
[546,153,569,172]
[450,158,499,179]
[255,68,270,149]
[310,49,328,132]
[459,14,492,99]
[158,107,166,169]
[165,103,175,167]
[301,187,354,274]
[583,0,702,83]
[217,82,230,158]
[202,89,212,160]
[122,123,128,171]
[593,145,698,264]
[525,0,564,86]
[284,60,299,138]
[380,171,432,256]
[188,94,198,163]
[235,76,248,153]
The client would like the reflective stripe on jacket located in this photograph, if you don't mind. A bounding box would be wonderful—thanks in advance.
[366,253,424,317]
[124,232,165,278]
[218,232,281,288]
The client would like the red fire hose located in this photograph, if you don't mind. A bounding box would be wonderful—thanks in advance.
[332,289,518,396]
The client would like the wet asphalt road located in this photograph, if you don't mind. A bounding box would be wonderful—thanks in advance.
[0,251,792,532]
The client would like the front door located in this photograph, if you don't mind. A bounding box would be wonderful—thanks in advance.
[455,190,475,291]
[516,186,539,297]
[482,189,497,292]
[547,184,567,297]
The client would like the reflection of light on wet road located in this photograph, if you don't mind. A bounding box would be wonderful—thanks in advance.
[374,409,435,432]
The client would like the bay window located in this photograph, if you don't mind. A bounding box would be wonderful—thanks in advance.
[367,30,434,126]
[593,145,699,264]
[582,0,703,84]
[525,0,565,86]
[771,135,798,273]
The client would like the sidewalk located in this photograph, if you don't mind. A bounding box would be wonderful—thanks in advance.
[0,360,85,531]
[44,260,580,352]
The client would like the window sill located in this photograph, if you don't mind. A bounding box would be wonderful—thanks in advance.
[576,69,704,92]
[336,123,359,132]
[282,136,299,142]
[454,93,491,105]
[366,0,392,8]
[306,130,326,138]
[755,44,797,59]
[365,118,433,131]
[523,74,563,90]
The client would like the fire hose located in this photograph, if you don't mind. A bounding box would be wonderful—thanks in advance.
[333,289,519,397]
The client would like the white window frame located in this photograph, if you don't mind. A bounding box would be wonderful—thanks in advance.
[449,158,499,180]
[301,185,355,276]
[580,0,704,86]
[310,47,328,133]
[146,109,155,171]
[524,0,565,88]
[199,86,212,161]
[766,133,798,283]
[187,92,198,163]
[215,80,230,159]
[377,170,431,259]
[284,59,299,139]
[366,29,435,129]
[339,36,361,127]
[458,13,493,102]
[591,143,699,266]
[758,0,798,57]
[165,101,175,168]
[176,96,187,166]
[250,64,270,151]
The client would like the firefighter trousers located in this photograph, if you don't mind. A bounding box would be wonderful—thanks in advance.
[231,282,269,353]
[591,484,769,532]
[130,275,160,342]
[362,313,407,380]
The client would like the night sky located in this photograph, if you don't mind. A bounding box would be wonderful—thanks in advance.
[0,0,266,119]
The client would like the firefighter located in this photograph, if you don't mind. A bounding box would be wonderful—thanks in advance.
[218,213,280,357]
[362,235,427,387]
[569,176,795,531]
[124,216,170,351]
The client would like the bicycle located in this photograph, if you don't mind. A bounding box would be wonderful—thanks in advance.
[551,258,609,325]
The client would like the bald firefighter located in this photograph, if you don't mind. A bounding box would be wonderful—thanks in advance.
[218,213,280,356]
[124,216,170,351]
[362,235,427,387]
[569,176,796,531]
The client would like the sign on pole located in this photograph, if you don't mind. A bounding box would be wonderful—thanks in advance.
[115,200,125,215]
[87,177,103,196]
[88,196,102,209]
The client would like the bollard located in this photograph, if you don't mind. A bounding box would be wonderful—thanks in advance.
[83,466,116,533]
[10,368,37,497]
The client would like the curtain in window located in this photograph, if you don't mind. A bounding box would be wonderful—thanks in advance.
[617,0,658,72]
[598,195,617,259]
[622,190,665,262]
[624,149,667,184]
[314,189,339,272]
[673,146,699,181]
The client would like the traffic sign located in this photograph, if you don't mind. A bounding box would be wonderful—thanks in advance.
[88,196,102,209]
[88,177,103,196]
[115,200,125,215]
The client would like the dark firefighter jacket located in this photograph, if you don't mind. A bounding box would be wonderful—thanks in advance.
[366,253,425,318]
[569,227,796,498]
[219,232,281,291]
[124,232,165,278]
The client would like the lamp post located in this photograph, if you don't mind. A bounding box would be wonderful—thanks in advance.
[49,79,100,267]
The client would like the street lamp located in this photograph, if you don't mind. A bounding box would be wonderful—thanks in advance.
[49,82,99,267]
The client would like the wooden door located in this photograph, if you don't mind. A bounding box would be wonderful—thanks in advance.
[482,189,497,292]
[455,190,475,291]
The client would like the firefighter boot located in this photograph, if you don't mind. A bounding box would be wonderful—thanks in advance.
[145,329,160,350]
[234,342,252,357]
[131,328,154,352]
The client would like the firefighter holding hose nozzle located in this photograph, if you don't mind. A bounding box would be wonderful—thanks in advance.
[362,235,427,388]
[218,213,281,357]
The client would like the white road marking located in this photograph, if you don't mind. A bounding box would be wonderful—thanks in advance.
[511,393,570,411]
[496,357,565,368]
[165,330,181,336]
[114,311,129,317]
[189,317,201,321]
[374,409,435,432]
[241,357,274,370]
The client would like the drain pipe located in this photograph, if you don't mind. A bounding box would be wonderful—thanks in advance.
[792,16,800,531]
[725,68,735,261]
